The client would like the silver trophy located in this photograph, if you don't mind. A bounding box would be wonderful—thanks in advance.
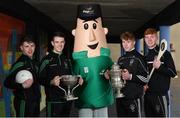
[58,75,80,101]
[110,62,125,98]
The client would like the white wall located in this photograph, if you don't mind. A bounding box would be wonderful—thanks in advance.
[171,23,180,71]
[108,43,120,62]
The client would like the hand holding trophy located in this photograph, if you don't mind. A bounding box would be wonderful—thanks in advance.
[110,62,125,98]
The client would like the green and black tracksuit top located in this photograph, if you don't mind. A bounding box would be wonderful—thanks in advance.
[4,54,41,101]
[39,51,72,102]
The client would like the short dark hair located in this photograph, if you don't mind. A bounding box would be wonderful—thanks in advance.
[51,31,65,41]
[120,32,135,41]
[20,35,35,45]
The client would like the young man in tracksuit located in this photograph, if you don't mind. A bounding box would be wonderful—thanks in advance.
[116,32,148,117]
[144,28,177,117]
[4,35,41,117]
[39,32,83,117]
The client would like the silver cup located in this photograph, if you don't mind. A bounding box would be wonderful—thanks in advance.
[58,75,80,101]
[110,62,125,98]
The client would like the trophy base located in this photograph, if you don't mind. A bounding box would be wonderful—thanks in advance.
[65,95,78,101]
[116,93,124,98]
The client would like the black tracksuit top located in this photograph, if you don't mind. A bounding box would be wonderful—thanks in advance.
[145,46,177,95]
[4,54,41,101]
[118,49,148,99]
[39,51,72,101]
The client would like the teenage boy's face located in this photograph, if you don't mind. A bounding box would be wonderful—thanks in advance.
[51,36,65,53]
[20,41,35,58]
[122,39,135,52]
[144,33,158,49]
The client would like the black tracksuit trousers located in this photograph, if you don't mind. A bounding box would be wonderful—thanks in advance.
[116,97,142,117]
[144,92,169,117]
[14,97,40,117]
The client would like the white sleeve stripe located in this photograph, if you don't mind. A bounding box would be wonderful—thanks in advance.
[147,61,164,64]
[168,68,177,77]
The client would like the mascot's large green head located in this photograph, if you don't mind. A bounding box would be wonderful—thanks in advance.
[72,4,108,57]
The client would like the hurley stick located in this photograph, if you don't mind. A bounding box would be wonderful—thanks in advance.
[148,39,167,80]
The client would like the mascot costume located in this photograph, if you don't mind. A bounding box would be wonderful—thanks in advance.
[72,4,114,117]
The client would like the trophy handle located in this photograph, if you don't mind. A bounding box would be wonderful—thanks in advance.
[70,75,81,95]
[123,80,126,85]
[58,86,67,96]
[71,84,79,95]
